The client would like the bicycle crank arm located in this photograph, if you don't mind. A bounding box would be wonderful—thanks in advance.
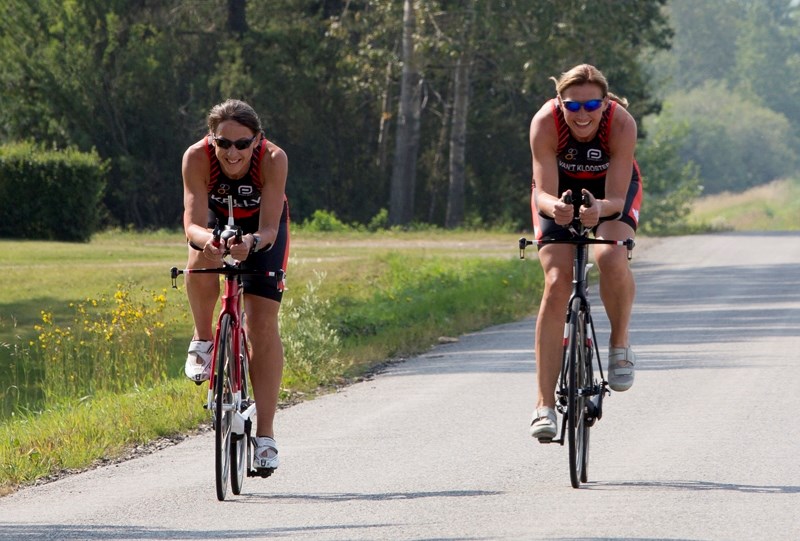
[586,385,609,426]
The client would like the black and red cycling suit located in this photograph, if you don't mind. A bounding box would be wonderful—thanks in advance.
[532,99,642,240]
[200,134,290,302]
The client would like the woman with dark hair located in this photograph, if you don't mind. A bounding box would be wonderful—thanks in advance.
[182,99,289,470]
[528,65,641,441]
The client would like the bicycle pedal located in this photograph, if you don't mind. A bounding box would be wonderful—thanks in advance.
[249,467,275,478]
[536,437,554,444]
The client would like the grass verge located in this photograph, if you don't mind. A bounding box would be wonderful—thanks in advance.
[689,177,800,231]
[0,230,541,494]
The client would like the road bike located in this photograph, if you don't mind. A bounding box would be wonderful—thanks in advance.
[171,197,283,500]
[519,193,634,488]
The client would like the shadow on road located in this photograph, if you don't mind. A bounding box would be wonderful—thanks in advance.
[585,479,800,494]
[0,523,396,540]
[214,489,503,507]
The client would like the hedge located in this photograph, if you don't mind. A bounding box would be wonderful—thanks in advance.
[0,142,107,242]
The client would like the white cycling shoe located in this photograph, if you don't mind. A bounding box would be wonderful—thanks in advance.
[184,340,213,382]
[530,407,557,441]
[253,436,279,470]
[608,345,636,392]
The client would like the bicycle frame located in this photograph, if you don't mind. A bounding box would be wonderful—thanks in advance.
[209,265,247,415]
[519,231,633,442]
[170,262,284,430]
[554,233,603,446]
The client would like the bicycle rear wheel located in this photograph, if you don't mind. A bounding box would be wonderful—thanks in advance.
[214,314,235,501]
[566,298,590,488]
[230,326,249,495]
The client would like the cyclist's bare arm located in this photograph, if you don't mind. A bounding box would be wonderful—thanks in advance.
[253,139,288,252]
[182,141,223,258]
[530,105,573,226]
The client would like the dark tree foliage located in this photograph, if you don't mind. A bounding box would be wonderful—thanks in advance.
[0,0,672,230]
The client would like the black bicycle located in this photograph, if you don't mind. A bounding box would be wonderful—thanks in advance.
[520,193,634,488]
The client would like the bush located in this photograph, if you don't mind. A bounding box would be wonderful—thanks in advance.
[279,272,344,389]
[32,285,174,402]
[367,208,389,231]
[0,142,107,241]
[637,117,702,235]
[300,209,352,232]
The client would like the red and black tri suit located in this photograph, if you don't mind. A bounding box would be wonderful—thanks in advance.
[203,134,290,302]
[532,99,642,240]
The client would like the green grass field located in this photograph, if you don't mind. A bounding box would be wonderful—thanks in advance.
[0,228,542,493]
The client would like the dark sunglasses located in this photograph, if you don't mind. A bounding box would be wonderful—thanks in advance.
[562,99,604,113]
[213,134,257,150]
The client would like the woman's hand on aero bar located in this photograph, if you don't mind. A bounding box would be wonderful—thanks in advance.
[202,235,225,263]
[226,232,273,265]
[578,189,601,228]
[553,190,576,226]
[224,235,250,264]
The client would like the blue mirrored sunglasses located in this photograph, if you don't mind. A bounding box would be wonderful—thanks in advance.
[213,134,257,150]
[562,99,604,113]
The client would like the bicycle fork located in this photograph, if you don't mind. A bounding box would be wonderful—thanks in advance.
[584,311,610,427]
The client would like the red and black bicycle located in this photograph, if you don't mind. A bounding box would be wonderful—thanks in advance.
[171,197,282,500]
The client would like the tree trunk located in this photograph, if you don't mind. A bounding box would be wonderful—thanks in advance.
[445,1,475,228]
[428,88,452,223]
[389,0,421,226]
[227,0,248,34]
[377,58,394,177]
[445,51,470,228]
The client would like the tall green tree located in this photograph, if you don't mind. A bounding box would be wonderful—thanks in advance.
[733,1,800,138]
[646,0,800,194]
[0,0,675,231]
[0,0,221,227]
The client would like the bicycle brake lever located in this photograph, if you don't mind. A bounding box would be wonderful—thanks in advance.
[561,192,584,236]
[518,237,532,259]
[211,220,222,248]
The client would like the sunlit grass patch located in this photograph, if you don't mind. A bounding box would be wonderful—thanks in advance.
[0,380,206,492]
[690,178,800,231]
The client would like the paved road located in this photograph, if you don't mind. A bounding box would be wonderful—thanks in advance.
[2,232,799,540]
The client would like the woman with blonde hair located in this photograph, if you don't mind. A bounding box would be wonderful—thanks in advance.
[528,64,642,441]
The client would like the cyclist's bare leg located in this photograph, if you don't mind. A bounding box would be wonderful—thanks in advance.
[244,295,284,438]
[534,244,574,409]
[594,221,636,348]
[185,247,220,340]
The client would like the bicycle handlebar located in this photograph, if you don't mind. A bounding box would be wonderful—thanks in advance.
[170,266,284,288]
[518,236,635,259]
[174,195,282,288]
[518,190,635,260]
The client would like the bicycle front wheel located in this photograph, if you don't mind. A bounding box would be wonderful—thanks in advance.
[214,314,235,501]
[566,297,590,488]
[230,326,249,495]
